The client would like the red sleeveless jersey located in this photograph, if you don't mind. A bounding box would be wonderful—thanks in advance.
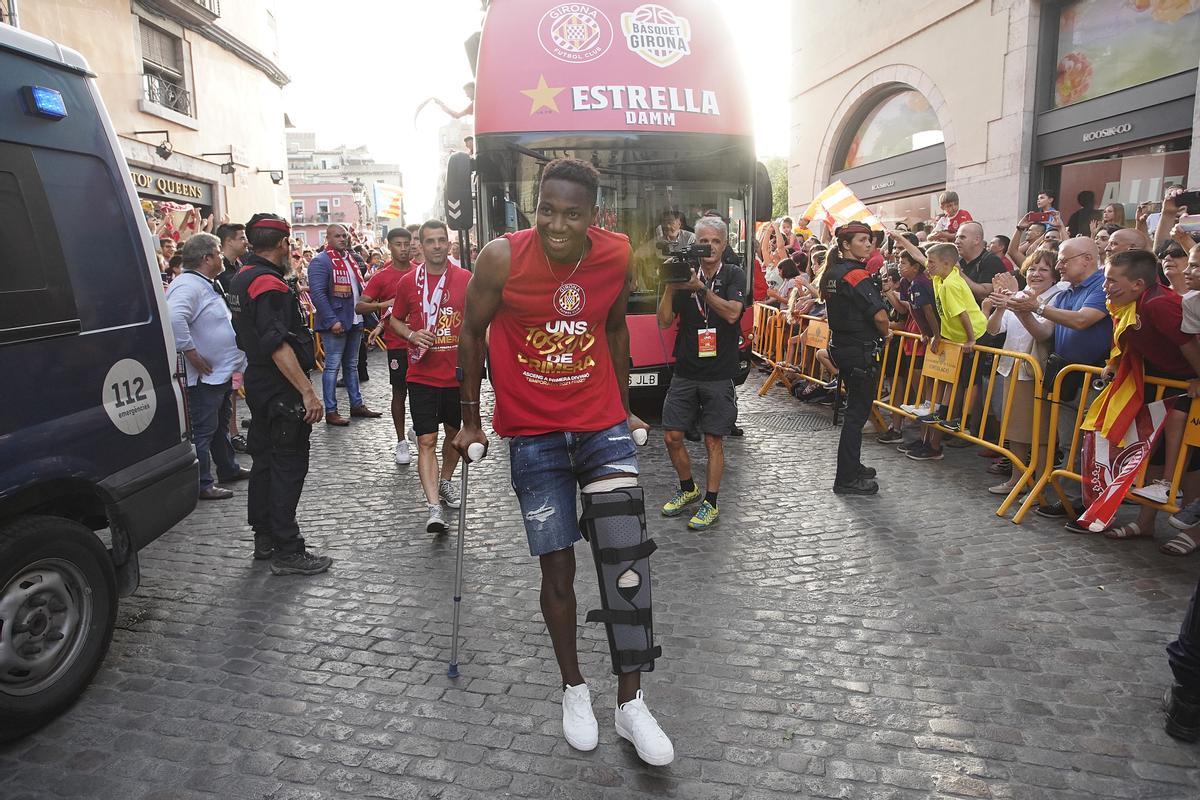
[489,227,630,437]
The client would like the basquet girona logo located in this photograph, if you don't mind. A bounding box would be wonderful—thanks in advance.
[620,4,692,68]
[537,4,614,64]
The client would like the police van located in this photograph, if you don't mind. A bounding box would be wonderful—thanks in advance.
[0,24,198,740]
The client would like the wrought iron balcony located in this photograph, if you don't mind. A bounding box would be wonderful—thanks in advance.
[138,0,220,26]
[143,72,192,116]
[193,0,221,15]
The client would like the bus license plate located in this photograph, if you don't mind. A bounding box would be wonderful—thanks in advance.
[629,372,658,387]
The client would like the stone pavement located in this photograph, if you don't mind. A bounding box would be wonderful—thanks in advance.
[3,352,1200,799]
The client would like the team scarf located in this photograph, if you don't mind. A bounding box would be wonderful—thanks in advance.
[325,245,362,298]
[415,264,449,332]
[1081,299,1142,445]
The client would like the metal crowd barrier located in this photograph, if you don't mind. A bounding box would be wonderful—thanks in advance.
[752,304,837,397]
[1012,365,1199,524]
[307,310,326,373]
[872,329,1046,518]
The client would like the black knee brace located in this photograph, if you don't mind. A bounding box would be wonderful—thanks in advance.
[579,486,660,674]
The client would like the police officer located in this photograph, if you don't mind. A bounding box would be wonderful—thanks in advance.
[821,221,891,495]
[230,214,333,575]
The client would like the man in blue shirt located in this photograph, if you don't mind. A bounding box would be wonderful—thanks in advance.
[1006,237,1111,520]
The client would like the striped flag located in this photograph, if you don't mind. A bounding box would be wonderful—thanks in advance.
[1078,400,1169,532]
[1081,299,1141,444]
[373,183,404,220]
[800,181,883,231]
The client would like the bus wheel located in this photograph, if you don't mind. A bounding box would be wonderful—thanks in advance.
[0,515,117,744]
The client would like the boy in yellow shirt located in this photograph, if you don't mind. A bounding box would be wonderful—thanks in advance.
[907,243,987,460]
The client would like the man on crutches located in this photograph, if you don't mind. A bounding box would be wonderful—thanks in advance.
[454,158,673,766]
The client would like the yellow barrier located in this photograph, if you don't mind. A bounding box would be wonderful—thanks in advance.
[873,329,1046,518]
[753,305,838,397]
[1012,365,1199,524]
[307,310,326,373]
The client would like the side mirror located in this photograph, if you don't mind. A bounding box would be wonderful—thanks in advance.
[445,151,474,231]
[754,162,773,223]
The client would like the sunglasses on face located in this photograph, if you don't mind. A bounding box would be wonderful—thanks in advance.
[1165,250,1187,259]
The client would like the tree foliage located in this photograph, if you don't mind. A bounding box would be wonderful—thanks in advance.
[765,156,789,219]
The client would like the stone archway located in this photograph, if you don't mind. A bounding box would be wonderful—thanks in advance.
[812,64,956,197]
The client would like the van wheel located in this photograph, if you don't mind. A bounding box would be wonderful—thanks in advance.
[0,515,117,744]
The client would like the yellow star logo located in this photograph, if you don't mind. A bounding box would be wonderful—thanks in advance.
[520,74,565,114]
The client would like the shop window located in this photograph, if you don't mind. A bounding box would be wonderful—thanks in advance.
[0,143,80,344]
[139,20,193,117]
[1054,0,1200,108]
[839,90,943,171]
[1046,137,1190,228]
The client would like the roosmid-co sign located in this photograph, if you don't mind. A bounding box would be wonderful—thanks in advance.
[1082,122,1133,143]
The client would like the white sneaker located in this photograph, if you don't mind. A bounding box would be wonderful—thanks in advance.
[561,683,598,751]
[394,441,412,465]
[439,479,461,509]
[426,505,446,535]
[1132,479,1174,505]
[900,401,932,416]
[406,427,417,445]
[614,690,674,766]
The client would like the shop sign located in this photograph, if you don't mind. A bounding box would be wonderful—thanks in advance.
[870,180,896,192]
[128,168,212,205]
[1082,122,1133,143]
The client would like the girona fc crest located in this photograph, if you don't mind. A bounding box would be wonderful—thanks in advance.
[620,4,692,68]
[537,4,614,64]
[554,282,586,317]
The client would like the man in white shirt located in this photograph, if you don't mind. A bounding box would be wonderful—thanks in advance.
[167,233,249,499]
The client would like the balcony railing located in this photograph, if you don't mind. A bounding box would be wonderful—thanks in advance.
[193,0,221,14]
[291,212,345,224]
[139,0,219,25]
[143,72,192,116]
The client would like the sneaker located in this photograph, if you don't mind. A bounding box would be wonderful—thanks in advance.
[1164,684,1200,742]
[230,434,249,453]
[906,444,944,461]
[1035,501,1067,518]
[858,464,877,479]
[253,533,274,561]
[900,401,932,416]
[1170,499,1200,530]
[833,477,879,495]
[688,500,719,530]
[394,441,412,465]
[988,482,1017,496]
[561,683,598,751]
[915,407,944,424]
[822,377,839,390]
[439,479,461,509]
[269,550,333,576]
[426,505,447,535]
[896,439,923,453]
[938,419,961,433]
[986,458,1012,475]
[876,429,903,444]
[662,486,701,517]
[1131,479,1174,505]
[615,690,674,766]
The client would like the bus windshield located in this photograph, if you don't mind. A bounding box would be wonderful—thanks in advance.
[474,132,755,314]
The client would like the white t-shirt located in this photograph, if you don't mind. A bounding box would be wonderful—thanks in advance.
[1182,290,1200,335]
[995,282,1066,380]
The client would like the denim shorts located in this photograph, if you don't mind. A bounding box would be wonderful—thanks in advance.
[509,421,640,556]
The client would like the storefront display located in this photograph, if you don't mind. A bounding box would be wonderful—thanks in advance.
[1048,138,1189,225]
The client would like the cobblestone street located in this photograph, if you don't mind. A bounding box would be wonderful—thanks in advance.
[3,352,1200,799]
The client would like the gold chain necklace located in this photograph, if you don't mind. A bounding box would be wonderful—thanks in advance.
[543,239,587,286]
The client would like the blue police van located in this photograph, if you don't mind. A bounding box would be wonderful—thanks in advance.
[0,24,198,741]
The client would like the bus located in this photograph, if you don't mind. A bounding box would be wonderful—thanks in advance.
[457,0,771,394]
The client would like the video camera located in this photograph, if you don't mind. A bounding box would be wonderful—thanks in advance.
[657,241,712,284]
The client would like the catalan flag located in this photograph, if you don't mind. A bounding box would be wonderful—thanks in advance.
[1081,300,1142,445]
[373,183,404,220]
[800,181,883,232]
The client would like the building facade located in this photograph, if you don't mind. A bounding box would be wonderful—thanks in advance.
[791,0,1200,237]
[288,181,358,248]
[286,130,405,238]
[10,0,291,224]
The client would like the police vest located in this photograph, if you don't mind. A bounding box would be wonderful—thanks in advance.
[821,259,878,342]
[229,260,316,371]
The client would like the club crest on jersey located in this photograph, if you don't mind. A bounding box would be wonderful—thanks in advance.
[554,282,586,317]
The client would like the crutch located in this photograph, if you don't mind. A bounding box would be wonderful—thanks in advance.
[448,441,486,679]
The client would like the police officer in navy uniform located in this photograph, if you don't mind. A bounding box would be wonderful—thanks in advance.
[821,221,891,495]
[229,213,333,575]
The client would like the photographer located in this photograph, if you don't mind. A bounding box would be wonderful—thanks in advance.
[657,217,746,530]
[823,221,891,495]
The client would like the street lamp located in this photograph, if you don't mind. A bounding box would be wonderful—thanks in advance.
[351,179,366,231]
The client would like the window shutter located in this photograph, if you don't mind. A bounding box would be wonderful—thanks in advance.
[140,22,181,73]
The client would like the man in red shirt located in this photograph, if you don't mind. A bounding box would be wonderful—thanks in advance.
[454,159,673,766]
[359,228,415,464]
[389,221,471,533]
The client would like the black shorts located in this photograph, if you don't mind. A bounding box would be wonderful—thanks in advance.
[408,382,461,436]
[387,349,409,389]
[662,376,738,436]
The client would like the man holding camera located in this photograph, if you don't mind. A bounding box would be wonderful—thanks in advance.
[658,217,746,530]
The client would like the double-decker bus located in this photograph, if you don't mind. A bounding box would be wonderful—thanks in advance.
[458,0,770,393]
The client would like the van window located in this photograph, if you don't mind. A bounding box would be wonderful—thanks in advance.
[34,149,152,332]
[0,142,79,344]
